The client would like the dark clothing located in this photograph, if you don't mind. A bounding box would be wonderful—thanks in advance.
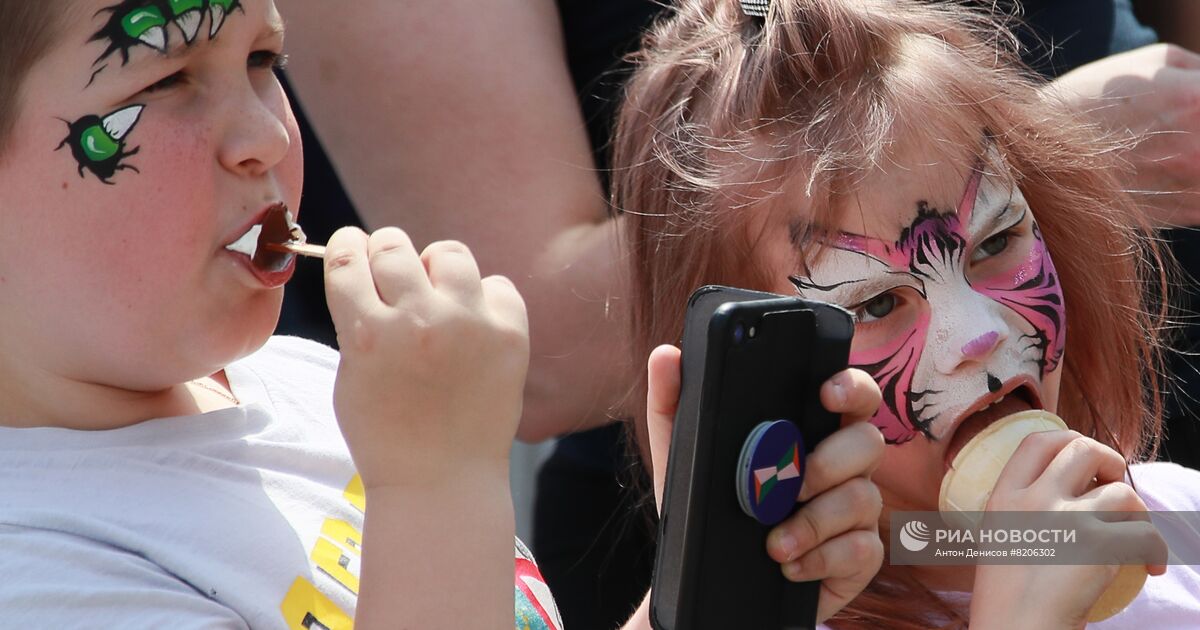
[991,0,1156,78]
[1160,230,1200,470]
[275,76,361,350]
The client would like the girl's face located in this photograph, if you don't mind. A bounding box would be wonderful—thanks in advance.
[782,147,1064,511]
[0,0,302,396]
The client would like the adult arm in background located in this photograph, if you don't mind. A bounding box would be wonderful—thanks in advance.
[280,0,626,442]
[1045,43,1200,227]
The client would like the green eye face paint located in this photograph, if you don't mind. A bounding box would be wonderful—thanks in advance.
[120,6,168,52]
[166,0,205,44]
[57,105,144,185]
[208,0,241,38]
[89,1,245,83]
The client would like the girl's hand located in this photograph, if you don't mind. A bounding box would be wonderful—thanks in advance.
[968,431,1169,629]
[645,345,886,624]
[324,227,530,489]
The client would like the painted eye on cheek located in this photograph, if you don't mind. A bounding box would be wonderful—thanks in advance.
[855,293,897,323]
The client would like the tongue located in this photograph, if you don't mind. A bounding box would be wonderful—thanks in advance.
[944,395,1033,468]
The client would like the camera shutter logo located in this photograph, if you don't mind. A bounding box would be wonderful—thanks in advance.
[900,520,931,552]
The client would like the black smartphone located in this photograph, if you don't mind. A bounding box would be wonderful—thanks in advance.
[650,285,854,630]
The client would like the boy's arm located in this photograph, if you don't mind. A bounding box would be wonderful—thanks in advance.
[357,480,515,629]
[324,227,529,628]
[281,0,628,442]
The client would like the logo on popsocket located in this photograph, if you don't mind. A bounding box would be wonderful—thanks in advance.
[736,420,805,525]
[900,520,931,551]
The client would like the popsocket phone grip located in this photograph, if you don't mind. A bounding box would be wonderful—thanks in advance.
[736,419,806,525]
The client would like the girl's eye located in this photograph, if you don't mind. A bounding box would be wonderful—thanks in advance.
[972,231,1010,262]
[249,50,289,71]
[143,71,184,93]
[855,293,897,324]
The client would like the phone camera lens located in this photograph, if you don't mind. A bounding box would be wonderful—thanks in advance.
[733,323,746,344]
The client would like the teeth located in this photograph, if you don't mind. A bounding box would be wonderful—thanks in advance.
[979,395,1006,413]
[225,224,262,257]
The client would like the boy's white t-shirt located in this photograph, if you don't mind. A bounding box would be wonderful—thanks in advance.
[0,336,563,630]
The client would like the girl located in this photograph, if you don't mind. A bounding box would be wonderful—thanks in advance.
[615,0,1200,627]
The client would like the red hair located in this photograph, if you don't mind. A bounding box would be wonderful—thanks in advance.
[611,0,1170,627]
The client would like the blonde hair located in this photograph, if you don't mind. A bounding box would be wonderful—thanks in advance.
[611,0,1169,627]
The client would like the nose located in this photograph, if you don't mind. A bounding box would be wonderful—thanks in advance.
[931,298,1010,375]
[961,331,1000,360]
[217,83,292,177]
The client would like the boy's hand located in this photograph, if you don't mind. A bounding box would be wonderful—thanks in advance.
[324,227,530,489]
[645,345,886,624]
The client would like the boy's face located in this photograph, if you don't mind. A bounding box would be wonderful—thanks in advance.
[0,0,302,392]
[782,143,1065,512]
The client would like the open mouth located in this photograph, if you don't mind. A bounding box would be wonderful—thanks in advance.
[224,203,305,273]
[943,378,1042,469]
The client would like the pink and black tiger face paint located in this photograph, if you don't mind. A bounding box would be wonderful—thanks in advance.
[792,165,1066,445]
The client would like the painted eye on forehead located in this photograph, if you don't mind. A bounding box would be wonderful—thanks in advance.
[166,0,205,43]
[120,6,168,51]
[88,0,245,84]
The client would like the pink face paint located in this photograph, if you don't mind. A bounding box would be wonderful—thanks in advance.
[975,223,1066,374]
[839,203,969,443]
[961,331,1000,360]
[791,168,1066,445]
[846,309,933,443]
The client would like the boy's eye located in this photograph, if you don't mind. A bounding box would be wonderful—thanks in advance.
[249,50,289,71]
[855,293,897,324]
[143,71,185,93]
[971,231,1010,262]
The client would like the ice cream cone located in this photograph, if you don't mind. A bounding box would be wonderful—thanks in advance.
[938,410,1146,622]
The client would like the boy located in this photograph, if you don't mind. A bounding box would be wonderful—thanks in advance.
[0,1,885,627]
[0,0,536,626]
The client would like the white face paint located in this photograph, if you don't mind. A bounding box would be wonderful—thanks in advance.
[225,224,263,258]
[792,165,1066,445]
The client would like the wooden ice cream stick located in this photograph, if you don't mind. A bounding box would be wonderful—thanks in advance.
[264,241,326,259]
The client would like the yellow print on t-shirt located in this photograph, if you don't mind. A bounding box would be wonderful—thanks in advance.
[280,475,365,629]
